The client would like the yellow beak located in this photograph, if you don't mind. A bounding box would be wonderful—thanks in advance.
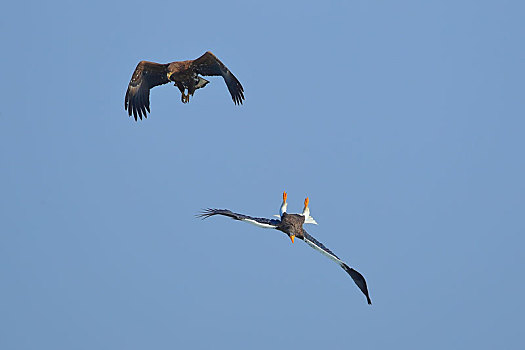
[290,235,295,244]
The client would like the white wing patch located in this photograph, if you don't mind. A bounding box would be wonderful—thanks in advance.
[242,218,278,229]
[303,237,344,266]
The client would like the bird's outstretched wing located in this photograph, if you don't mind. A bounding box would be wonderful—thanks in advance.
[125,61,170,121]
[191,52,245,105]
[197,208,280,229]
[300,231,372,305]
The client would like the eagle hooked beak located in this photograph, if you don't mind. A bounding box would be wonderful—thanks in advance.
[290,235,295,244]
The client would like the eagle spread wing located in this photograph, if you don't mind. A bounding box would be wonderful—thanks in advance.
[125,61,169,120]
[301,231,372,304]
[197,208,280,229]
[191,52,245,105]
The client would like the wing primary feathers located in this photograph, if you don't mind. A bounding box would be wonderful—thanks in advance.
[124,61,169,120]
[196,208,241,220]
[301,231,372,305]
[197,208,280,228]
[136,94,142,120]
[139,93,147,119]
[341,263,372,305]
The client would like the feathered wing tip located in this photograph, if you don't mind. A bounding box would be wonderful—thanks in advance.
[196,208,218,219]
[301,231,371,304]
[125,85,150,121]
[124,61,169,121]
[196,208,280,229]
[196,208,240,220]
[191,51,245,105]
[341,263,372,305]
[226,74,244,105]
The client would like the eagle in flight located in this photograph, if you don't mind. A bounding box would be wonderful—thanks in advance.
[125,51,244,121]
[197,192,372,305]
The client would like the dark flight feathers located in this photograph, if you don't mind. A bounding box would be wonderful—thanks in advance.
[124,52,244,121]
[198,208,280,227]
[192,52,245,105]
[125,62,169,121]
[301,231,372,304]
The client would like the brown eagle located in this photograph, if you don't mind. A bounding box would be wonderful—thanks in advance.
[124,51,244,120]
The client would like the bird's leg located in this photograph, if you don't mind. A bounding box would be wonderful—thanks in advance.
[176,82,188,104]
[186,87,196,103]
[181,92,188,103]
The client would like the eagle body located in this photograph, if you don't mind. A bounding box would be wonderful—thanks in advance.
[167,61,210,98]
[125,51,244,120]
[277,213,306,237]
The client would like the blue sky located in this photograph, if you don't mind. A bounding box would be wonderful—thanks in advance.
[1,0,524,349]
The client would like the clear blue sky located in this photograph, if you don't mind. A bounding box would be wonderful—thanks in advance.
[1,1,524,349]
